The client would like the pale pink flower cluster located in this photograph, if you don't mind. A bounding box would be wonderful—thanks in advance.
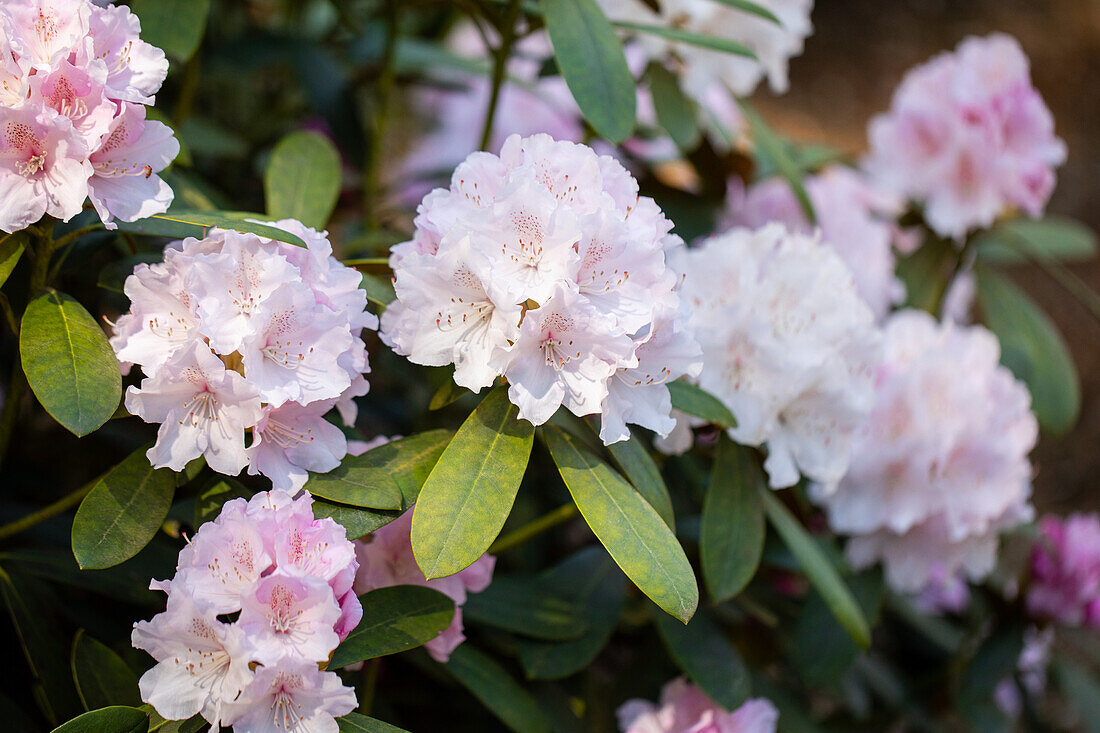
[664,224,880,492]
[114,220,376,488]
[352,508,495,663]
[725,166,906,320]
[815,310,1037,594]
[381,133,702,444]
[0,0,178,232]
[866,33,1065,239]
[1026,513,1100,628]
[617,678,779,733]
[132,490,361,731]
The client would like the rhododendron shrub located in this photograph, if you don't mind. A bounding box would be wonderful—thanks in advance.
[0,2,1097,732]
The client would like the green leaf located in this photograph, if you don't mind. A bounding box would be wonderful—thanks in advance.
[312,500,392,541]
[701,436,765,602]
[444,645,553,733]
[516,548,627,680]
[667,380,736,428]
[958,625,1024,728]
[131,0,210,61]
[302,464,401,510]
[976,270,1080,434]
[706,0,782,24]
[647,64,700,151]
[0,231,26,288]
[614,22,755,58]
[975,217,1098,264]
[71,631,140,711]
[264,131,342,229]
[193,479,253,529]
[115,210,306,248]
[739,101,816,224]
[19,290,121,436]
[463,576,586,641]
[1055,660,1100,733]
[51,706,149,733]
[429,378,468,411]
[761,490,870,647]
[790,569,884,687]
[412,388,534,579]
[543,425,698,623]
[654,609,751,711]
[337,713,410,733]
[894,236,952,313]
[72,445,176,570]
[606,430,674,528]
[328,585,455,668]
[542,0,636,143]
[360,273,395,310]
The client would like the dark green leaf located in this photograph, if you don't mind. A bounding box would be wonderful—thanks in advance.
[115,210,306,248]
[71,631,140,711]
[544,425,698,623]
[176,117,247,160]
[360,273,396,310]
[667,380,736,428]
[131,0,210,61]
[542,0,636,143]
[444,645,553,733]
[614,22,755,58]
[72,445,176,570]
[329,585,455,668]
[895,236,952,313]
[975,217,1098,264]
[647,64,700,151]
[463,576,586,641]
[739,101,815,223]
[264,131,342,229]
[337,713,410,733]
[193,479,253,529]
[412,388,533,579]
[312,500,394,541]
[429,378,468,411]
[0,231,27,288]
[976,270,1080,434]
[654,610,751,710]
[790,570,884,687]
[706,0,781,24]
[761,490,870,647]
[607,429,674,528]
[958,625,1024,729]
[20,290,121,436]
[1054,660,1100,733]
[701,436,765,601]
[51,706,149,733]
[97,254,163,294]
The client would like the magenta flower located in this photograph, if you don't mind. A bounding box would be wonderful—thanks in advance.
[1027,513,1100,627]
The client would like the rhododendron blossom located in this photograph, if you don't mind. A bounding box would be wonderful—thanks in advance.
[353,508,495,663]
[664,224,880,492]
[0,0,177,232]
[617,678,779,733]
[133,490,361,731]
[115,221,377,488]
[866,33,1065,238]
[1026,513,1100,628]
[815,310,1037,594]
[381,134,701,443]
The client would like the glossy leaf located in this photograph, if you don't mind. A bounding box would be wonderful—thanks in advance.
[51,706,149,733]
[131,0,210,61]
[312,500,395,541]
[544,425,698,623]
[0,231,26,288]
[647,64,700,151]
[329,585,455,668]
[20,290,121,436]
[193,479,252,529]
[975,217,1098,264]
[360,273,396,310]
[115,210,306,248]
[542,0,636,143]
[654,610,751,711]
[444,645,553,733]
[606,430,674,528]
[463,576,586,641]
[264,131,342,229]
[976,270,1080,434]
[72,445,176,570]
[412,388,533,579]
[701,436,765,602]
[761,491,870,647]
[337,713,410,733]
[71,631,140,711]
[614,22,754,58]
[667,380,736,428]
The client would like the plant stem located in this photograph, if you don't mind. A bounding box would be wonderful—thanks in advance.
[478,0,521,152]
[0,481,93,541]
[363,0,399,231]
[932,233,977,318]
[489,502,578,554]
[357,658,381,715]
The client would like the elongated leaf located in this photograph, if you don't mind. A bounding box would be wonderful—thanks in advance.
[463,576,586,641]
[131,0,210,61]
[360,273,396,310]
[337,713,410,733]
[311,500,397,541]
[51,706,149,733]
[667,380,736,428]
[739,101,815,223]
[544,425,698,623]
[607,430,674,528]
[791,570,884,687]
[975,217,1098,264]
[193,479,252,528]
[706,0,781,24]
[647,64,700,151]
[445,645,553,733]
[0,231,26,288]
[329,585,454,668]
[701,436,765,601]
[654,610,750,711]
[542,0,636,143]
[20,290,121,436]
[72,445,176,570]
[412,388,533,579]
[976,270,1080,434]
[1055,660,1100,733]
[71,631,140,711]
[115,210,306,248]
[264,131,342,229]
[894,236,953,313]
[761,491,870,648]
[614,21,754,58]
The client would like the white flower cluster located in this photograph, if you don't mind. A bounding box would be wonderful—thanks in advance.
[133,490,361,732]
[0,0,178,232]
[113,220,376,488]
[665,224,880,492]
[381,133,702,444]
[814,310,1037,593]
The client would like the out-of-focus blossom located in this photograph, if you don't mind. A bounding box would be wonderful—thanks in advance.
[1027,513,1100,628]
[866,34,1065,239]
[617,678,779,733]
[666,224,879,492]
[815,309,1036,594]
[993,626,1054,720]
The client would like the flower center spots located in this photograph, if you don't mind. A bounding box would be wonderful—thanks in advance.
[263,311,311,368]
[262,416,315,449]
[505,211,545,266]
[47,75,87,119]
[147,308,192,342]
[230,256,266,314]
[181,390,218,426]
[270,676,306,730]
[33,10,60,47]
[267,583,299,633]
[5,122,45,176]
[188,617,217,642]
[540,313,579,370]
[579,238,627,292]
